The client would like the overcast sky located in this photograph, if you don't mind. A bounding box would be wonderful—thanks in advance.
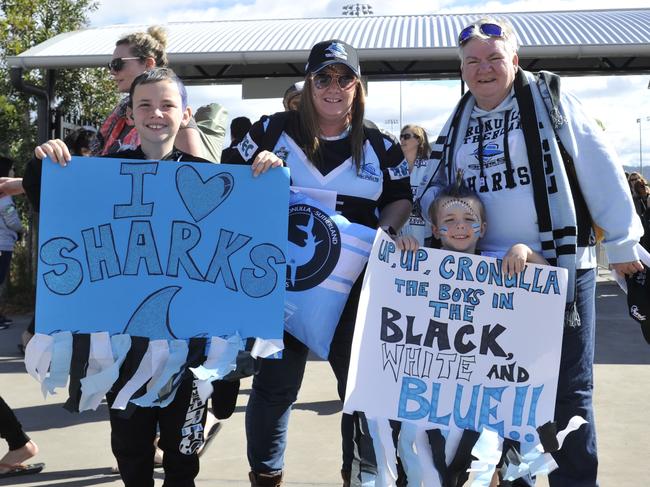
[87,0,650,170]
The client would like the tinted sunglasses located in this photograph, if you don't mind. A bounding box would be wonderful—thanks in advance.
[400,133,419,141]
[458,23,504,45]
[312,73,357,90]
[107,57,141,72]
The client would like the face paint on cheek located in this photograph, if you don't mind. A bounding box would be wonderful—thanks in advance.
[471,222,481,237]
[439,226,449,235]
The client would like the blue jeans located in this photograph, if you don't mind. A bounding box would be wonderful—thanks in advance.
[246,280,361,474]
[549,268,598,487]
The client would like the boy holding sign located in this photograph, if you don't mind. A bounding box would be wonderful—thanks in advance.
[392,173,547,485]
[29,68,213,487]
[400,171,547,273]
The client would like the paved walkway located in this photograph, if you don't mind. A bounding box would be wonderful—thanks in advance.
[0,271,648,486]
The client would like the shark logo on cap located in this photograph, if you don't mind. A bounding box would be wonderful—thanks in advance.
[325,42,348,60]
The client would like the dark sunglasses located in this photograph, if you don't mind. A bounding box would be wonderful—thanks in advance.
[107,57,141,72]
[400,133,419,141]
[312,73,357,91]
[458,23,504,45]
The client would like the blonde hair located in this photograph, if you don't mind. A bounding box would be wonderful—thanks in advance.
[400,124,431,160]
[299,69,366,170]
[458,17,519,63]
[117,26,168,67]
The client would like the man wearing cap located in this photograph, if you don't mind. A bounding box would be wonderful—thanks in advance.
[418,16,642,487]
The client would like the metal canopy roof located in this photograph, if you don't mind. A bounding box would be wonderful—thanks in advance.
[7,8,650,82]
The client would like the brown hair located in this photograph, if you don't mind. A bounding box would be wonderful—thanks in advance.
[629,172,647,184]
[117,25,168,67]
[128,67,187,110]
[635,180,649,195]
[428,169,486,224]
[299,68,366,170]
[400,124,431,160]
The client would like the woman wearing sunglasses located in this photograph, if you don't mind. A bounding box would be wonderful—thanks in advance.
[398,124,433,246]
[418,17,642,487]
[222,39,412,487]
[98,26,203,158]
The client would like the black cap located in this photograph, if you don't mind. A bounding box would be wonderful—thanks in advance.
[305,39,361,77]
[626,266,650,344]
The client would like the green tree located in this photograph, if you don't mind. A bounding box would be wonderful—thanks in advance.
[0,0,119,309]
[1,0,118,160]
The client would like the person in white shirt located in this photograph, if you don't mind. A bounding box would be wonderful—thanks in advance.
[418,17,642,487]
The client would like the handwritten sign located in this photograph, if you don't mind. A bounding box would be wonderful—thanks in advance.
[345,232,567,454]
[36,157,289,340]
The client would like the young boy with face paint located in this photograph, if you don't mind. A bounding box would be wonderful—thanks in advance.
[428,173,548,275]
[26,68,217,487]
[397,187,547,487]
[395,173,547,487]
[397,171,546,275]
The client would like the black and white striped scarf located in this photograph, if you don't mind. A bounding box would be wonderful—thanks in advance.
[418,69,581,323]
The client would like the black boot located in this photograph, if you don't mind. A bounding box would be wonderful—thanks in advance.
[249,471,283,487]
[341,469,351,487]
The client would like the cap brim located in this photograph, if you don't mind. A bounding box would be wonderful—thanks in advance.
[310,60,360,77]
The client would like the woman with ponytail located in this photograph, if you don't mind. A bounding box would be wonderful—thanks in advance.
[98,26,204,158]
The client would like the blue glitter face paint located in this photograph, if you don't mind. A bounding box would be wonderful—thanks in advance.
[471,222,481,237]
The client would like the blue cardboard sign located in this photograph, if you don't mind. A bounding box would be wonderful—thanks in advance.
[36,157,289,340]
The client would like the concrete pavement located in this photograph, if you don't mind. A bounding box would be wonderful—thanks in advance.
[0,270,648,486]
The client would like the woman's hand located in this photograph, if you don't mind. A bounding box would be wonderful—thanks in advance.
[395,234,420,252]
[34,139,72,167]
[251,150,283,177]
[0,177,25,197]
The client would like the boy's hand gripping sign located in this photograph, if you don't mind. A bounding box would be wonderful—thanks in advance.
[345,232,567,454]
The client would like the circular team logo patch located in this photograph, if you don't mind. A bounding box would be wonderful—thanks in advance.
[286,204,341,292]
